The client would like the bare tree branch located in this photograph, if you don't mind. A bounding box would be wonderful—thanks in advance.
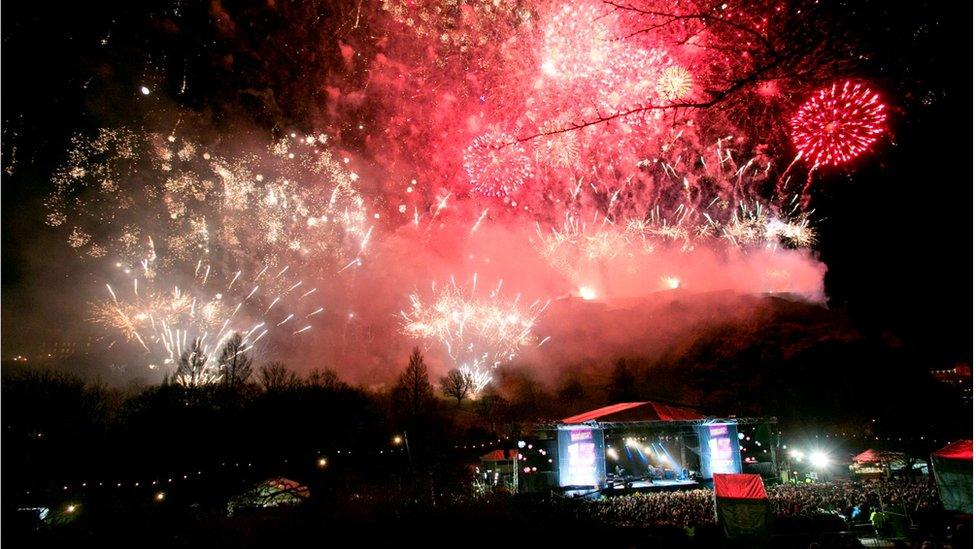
[513,0,837,146]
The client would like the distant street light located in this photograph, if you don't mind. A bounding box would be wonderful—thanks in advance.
[394,432,412,467]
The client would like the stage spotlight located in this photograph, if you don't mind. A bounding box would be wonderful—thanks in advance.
[810,451,830,469]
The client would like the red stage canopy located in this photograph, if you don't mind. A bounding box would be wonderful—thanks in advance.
[853,449,910,464]
[561,402,647,423]
[933,440,973,461]
[651,402,705,421]
[853,449,880,463]
[713,473,768,500]
[560,401,704,423]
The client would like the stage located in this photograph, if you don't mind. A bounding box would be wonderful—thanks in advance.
[604,478,700,492]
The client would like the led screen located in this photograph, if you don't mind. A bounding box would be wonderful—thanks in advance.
[557,426,606,487]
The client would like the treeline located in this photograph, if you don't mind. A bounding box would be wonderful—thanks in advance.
[3,326,967,498]
[1,341,573,500]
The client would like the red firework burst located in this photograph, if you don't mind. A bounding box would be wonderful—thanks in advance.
[790,81,887,166]
[463,131,533,199]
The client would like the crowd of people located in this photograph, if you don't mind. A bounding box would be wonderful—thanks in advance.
[580,478,942,529]
[767,478,942,520]
[584,488,714,528]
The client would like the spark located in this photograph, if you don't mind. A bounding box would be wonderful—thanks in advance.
[471,208,489,233]
[276,314,294,326]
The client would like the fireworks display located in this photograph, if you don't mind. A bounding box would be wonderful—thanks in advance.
[5,6,968,540]
[91,258,323,382]
[401,276,549,392]
[26,0,896,388]
[47,130,372,272]
[47,130,369,376]
[534,199,815,300]
[790,81,888,167]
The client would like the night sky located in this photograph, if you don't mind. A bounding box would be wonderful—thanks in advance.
[2,0,972,377]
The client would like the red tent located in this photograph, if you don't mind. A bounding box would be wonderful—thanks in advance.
[933,440,972,461]
[480,449,517,462]
[713,473,768,500]
[712,473,770,539]
[931,440,972,514]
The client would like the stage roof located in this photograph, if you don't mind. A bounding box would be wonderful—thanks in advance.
[933,440,973,461]
[561,401,705,424]
[852,449,907,463]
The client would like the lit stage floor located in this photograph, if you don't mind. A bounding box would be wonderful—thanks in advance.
[605,479,699,491]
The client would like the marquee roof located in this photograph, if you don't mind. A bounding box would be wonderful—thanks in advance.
[933,440,973,461]
[561,401,705,424]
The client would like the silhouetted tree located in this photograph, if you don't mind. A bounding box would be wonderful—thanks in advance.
[439,369,472,406]
[518,0,847,144]
[217,333,253,390]
[607,358,638,402]
[557,377,586,404]
[392,347,434,418]
[475,385,507,433]
[1,370,111,484]
[508,370,545,420]
[259,361,299,392]
[174,338,215,387]
[306,367,344,390]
